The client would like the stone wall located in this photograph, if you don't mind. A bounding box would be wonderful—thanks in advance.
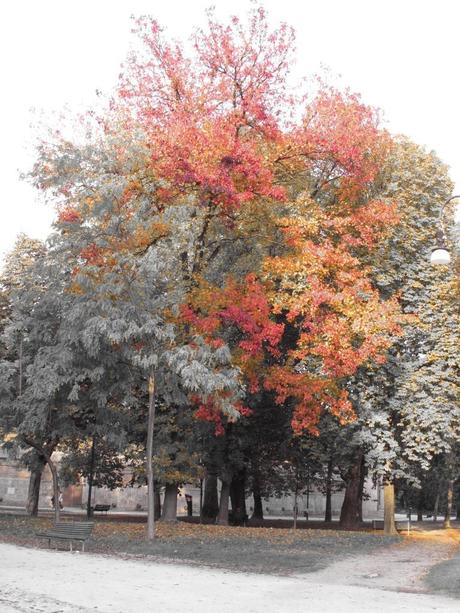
[83,479,383,519]
[0,458,55,508]
[1,450,382,518]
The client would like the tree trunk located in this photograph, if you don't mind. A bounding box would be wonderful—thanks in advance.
[199,478,203,522]
[26,454,46,516]
[251,479,264,521]
[46,455,60,523]
[383,481,397,535]
[161,483,178,522]
[456,500,460,521]
[417,488,424,522]
[202,472,219,521]
[86,436,96,519]
[339,449,363,529]
[23,438,60,522]
[146,372,156,540]
[18,336,23,397]
[325,457,333,522]
[154,486,161,520]
[433,489,440,522]
[217,481,230,525]
[444,479,454,529]
[357,454,365,523]
[293,475,299,530]
[230,469,247,525]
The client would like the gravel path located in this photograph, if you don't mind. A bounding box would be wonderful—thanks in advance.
[1,542,459,613]
[300,536,456,594]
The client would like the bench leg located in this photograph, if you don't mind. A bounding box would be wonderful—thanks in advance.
[70,540,73,553]
[82,541,85,552]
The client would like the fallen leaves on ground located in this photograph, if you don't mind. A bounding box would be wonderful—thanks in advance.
[0,513,404,575]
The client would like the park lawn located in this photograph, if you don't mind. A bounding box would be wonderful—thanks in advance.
[425,551,460,598]
[413,529,460,598]
[0,513,399,575]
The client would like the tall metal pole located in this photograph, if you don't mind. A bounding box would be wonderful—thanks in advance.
[86,435,96,519]
[439,195,460,237]
[199,477,203,524]
[146,372,156,540]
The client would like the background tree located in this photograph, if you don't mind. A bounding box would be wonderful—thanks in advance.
[345,138,459,533]
[60,437,125,491]
[0,236,61,517]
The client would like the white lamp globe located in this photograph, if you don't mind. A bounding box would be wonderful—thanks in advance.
[430,248,451,265]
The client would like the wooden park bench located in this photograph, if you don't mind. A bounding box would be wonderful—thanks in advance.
[372,519,411,533]
[93,504,111,514]
[37,521,94,552]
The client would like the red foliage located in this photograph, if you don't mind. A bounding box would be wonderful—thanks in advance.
[40,8,404,435]
[193,395,252,435]
[114,8,390,218]
[194,399,226,436]
[183,275,284,363]
[58,208,81,223]
[117,10,292,213]
[185,196,402,433]
[79,244,104,266]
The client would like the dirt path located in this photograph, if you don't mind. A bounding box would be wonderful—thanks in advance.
[300,531,459,594]
[0,540,459,613]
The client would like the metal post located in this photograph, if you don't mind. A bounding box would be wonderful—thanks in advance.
[86,436,96,519]
[438,195,460,239]
[199,478,203,524]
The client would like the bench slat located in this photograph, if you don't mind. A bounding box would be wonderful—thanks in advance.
[41,531,92,536]
[38,533,88,541]
[40,529,92,533]
[36,522,94,548]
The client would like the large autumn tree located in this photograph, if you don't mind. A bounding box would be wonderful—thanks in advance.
[114,7,402,429]
[26,6,405,531]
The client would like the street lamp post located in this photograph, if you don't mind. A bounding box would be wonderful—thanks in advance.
[429,194,458,528]
[430,195,460,265]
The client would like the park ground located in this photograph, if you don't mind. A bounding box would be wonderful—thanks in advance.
[0,515,459,612]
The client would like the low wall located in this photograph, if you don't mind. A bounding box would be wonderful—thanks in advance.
[0,457,382,518]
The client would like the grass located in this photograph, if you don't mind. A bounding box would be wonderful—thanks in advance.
[419,529,460,598]
[425,553,460,597]
[0,513,400,575]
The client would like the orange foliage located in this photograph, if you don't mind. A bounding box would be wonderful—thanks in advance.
[42,9,405,435]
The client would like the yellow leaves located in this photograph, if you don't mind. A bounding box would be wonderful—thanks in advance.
[126,179,143,192]
[92,520,336,543]
[126,221,170,253]
[387,137,453,222]
[234,198,279,243]
[68,281,85,295]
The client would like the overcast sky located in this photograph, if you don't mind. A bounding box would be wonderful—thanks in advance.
[1,0,459,263]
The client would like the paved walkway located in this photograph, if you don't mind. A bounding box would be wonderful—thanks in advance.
[0,543,458,613]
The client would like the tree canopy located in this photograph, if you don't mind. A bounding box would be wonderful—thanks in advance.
[1,6,458,536]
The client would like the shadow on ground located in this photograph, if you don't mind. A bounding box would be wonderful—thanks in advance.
[0,513,400,575]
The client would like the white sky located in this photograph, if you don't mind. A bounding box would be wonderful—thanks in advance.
[1,0,459,263]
